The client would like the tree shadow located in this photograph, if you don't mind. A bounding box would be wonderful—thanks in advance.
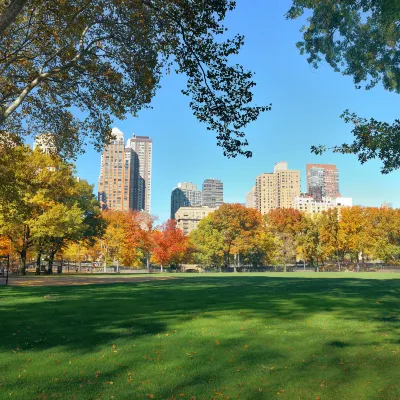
[1,276,400,398]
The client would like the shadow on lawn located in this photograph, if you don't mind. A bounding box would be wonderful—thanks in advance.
[0,276,399,354]
[1,276,400,399]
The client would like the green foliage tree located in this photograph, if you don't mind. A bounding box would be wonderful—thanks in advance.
[0,145,104,274]
[0,0,269,159]
[287,0,400,173]
[190,215,225,269]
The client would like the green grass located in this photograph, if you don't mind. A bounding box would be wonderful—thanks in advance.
[1,274,400,399]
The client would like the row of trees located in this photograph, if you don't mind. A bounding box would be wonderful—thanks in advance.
[1,147,399,273]
[60,203,400,272]
[189,204,400,271]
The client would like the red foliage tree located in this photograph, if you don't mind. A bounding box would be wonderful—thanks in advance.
[152,219,187,272]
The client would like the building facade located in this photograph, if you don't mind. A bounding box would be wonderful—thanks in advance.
[98,128,152,212]
[245,186,256,209]
[126,135,153,213]
[175,206,216,235]
[255,162,301,214]
[202,178,224,208]
[293,195,353,214]
[171,182,203,219]
[306,164,340,199]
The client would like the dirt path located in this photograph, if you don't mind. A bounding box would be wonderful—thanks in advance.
[6,275,174,287]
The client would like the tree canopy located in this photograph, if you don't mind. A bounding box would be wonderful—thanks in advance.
[0,0,269,159]
[287,0,400,173]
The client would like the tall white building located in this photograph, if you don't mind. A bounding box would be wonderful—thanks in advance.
[293,196,353,214]
[254,161,301,214]
[245,186,256,209]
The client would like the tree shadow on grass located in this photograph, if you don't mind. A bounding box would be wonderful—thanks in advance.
[1,276,400,354]
[1,276,400,398]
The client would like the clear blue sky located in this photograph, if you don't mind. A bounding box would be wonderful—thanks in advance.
[70,0,399,222]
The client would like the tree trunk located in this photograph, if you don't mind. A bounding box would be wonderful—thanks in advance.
[20,248,27,275]
[146,253,150,273]
[35,252,41,275]
[160,264,163,273]
[48,252,55,274]
[0,0,29,38]
[233,254,237,273]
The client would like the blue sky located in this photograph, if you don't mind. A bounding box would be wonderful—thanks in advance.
[70,0,399,222]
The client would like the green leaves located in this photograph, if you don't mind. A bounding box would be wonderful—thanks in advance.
[0,0,268,159]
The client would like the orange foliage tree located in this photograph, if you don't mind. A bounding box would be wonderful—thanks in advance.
[265,208,305,271]
[152,219,187,272]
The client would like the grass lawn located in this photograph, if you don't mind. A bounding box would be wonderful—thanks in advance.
[1,274,400,399]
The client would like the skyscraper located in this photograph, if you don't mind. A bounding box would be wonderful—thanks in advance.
[126,135,153,213]
[255,161,301,214]
[202,178,223,208]
[171,182,203,219]
[245,186,256,209]
[98,128,152,212]
[306,164,340,199]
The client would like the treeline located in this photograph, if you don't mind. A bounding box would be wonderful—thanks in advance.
[1,147,399,273]
[190,204,400,271]
[59,203,400,271]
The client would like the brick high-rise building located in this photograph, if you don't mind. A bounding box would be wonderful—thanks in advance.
[202,178,223,208]
[306,164,340,199]
[255,161,301,214]
[98,128,152,212]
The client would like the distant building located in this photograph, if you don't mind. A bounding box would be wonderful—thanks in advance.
[171,182,203,219]
[381,202,393,209]
[126,134,153,213]
[255,161,301,214]
[202,178,223,208]
[293,195,353,214]
[245,186,256,209]
[306,164,340,199]
[175,206,216,235]
[98,128,152,212]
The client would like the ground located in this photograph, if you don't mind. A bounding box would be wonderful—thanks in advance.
[1,273,400,399]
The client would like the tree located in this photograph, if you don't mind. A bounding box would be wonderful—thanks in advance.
[0,145,104,273]
[189,215,225,269]
[137,213,158,272]
[297,215,324,268]
[101,210,126,267]
[152,219,187,272]
[0,0,269,159]
[319,208,342,269]
[363,207,400,264]
[287,0,400,173]
[265,208,304,272]
[206,204,262,271]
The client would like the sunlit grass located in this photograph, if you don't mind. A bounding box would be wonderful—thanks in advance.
[1,274,400,399]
